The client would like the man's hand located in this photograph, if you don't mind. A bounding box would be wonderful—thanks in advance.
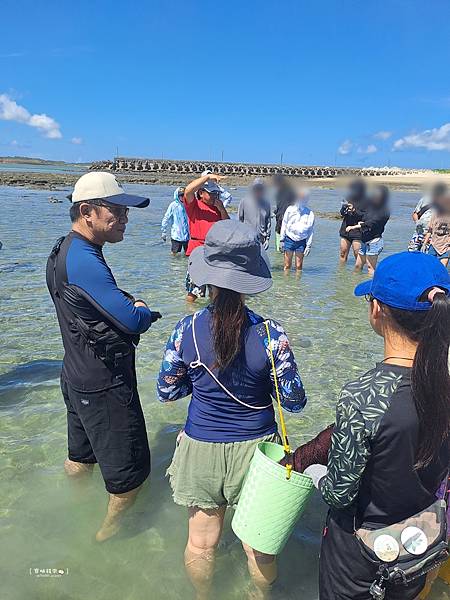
[150,311,162,323]
[208,174,224,183]
[213,196,225,210]
[304,246,311,258]
[134,300,148,310]
[213,196,230,219]
[185,173,224,204]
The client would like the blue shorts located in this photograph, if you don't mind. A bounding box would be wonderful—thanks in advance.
[359,237,384,257]
[427,244,450,259]
[283,236,307,253]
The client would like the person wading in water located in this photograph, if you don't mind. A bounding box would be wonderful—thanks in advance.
[339,179,366,264]
[157,220,307,600]
[47,172,161,542]
[301,252,450,599]
[183,173,229,302]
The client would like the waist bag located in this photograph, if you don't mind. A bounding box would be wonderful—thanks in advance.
[69,312,138,368]
[355,474,449,599]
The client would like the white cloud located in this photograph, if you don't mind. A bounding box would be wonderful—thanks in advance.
[71,137,83,145]
[338,139,353,155]
[374,131,392,140]
[0,93,62,139]
[393,123,450,151]
[358,144,378,154]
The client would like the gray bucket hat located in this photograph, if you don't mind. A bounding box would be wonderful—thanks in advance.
[188,220,272,294]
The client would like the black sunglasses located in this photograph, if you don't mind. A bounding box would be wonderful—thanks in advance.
[88,199,129,219]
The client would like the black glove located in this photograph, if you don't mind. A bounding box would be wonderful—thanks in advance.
[150,311,162,323]
[279,424,335,473]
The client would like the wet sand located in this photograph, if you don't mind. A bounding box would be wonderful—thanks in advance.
[1,169,449,192]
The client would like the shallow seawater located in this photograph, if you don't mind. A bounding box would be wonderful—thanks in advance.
[0,184,448,600]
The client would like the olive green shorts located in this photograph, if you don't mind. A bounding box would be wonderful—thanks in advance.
[167,431,280,510]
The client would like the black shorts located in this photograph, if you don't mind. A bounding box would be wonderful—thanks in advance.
[61,375,151,494]
[171,239,189,254]
[340,232,362,243]
[319,512,425,599]
[340,223,362,243]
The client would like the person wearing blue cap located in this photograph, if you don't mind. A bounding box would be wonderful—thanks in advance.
[300,252,450,599]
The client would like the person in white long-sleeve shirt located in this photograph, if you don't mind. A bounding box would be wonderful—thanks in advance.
[280,189,314,271]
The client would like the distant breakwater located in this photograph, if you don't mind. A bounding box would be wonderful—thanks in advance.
[90,158,427,179]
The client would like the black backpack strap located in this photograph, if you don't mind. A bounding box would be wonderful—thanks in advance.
[50,236,66,298]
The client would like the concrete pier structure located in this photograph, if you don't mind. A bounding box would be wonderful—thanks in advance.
[89,157,424,179]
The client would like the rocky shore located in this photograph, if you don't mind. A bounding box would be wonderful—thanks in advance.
[1,169,449,192]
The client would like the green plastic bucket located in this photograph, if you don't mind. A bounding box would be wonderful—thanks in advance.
[232,441,314,555]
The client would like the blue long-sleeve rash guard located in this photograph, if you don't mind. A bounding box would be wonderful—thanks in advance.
[47,231,152,391]
[66,235,151,334]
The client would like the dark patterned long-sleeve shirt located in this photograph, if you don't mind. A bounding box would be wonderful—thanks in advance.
[319,363,449,526]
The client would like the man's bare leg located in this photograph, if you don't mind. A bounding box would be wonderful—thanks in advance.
[95,485,142,543]
[64,458,94,478]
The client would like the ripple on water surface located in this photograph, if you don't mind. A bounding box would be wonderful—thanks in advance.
[2,184,447,599]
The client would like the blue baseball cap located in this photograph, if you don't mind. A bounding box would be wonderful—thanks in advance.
[354,251,450,311]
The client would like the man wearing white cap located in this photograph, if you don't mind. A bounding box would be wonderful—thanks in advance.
[183,172,229,302]
[46,172,161,542]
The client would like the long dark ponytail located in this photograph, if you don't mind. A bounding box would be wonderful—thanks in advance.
[210,287,248,371]
[386,291,450,469]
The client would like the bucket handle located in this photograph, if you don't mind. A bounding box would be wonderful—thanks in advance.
[264,321,293,480]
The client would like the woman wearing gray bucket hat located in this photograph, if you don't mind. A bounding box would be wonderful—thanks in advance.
[157,220,308,600]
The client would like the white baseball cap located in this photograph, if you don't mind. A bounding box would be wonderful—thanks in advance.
[68,172,150,207]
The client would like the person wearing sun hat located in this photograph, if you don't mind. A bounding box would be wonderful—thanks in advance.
[47,172,161,543]
[157,220,308,599]
[296,252,450,599]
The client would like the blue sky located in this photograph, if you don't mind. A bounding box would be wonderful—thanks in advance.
[0,0,449,168]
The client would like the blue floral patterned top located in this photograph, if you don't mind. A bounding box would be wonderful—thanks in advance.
[157,307,307,442]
